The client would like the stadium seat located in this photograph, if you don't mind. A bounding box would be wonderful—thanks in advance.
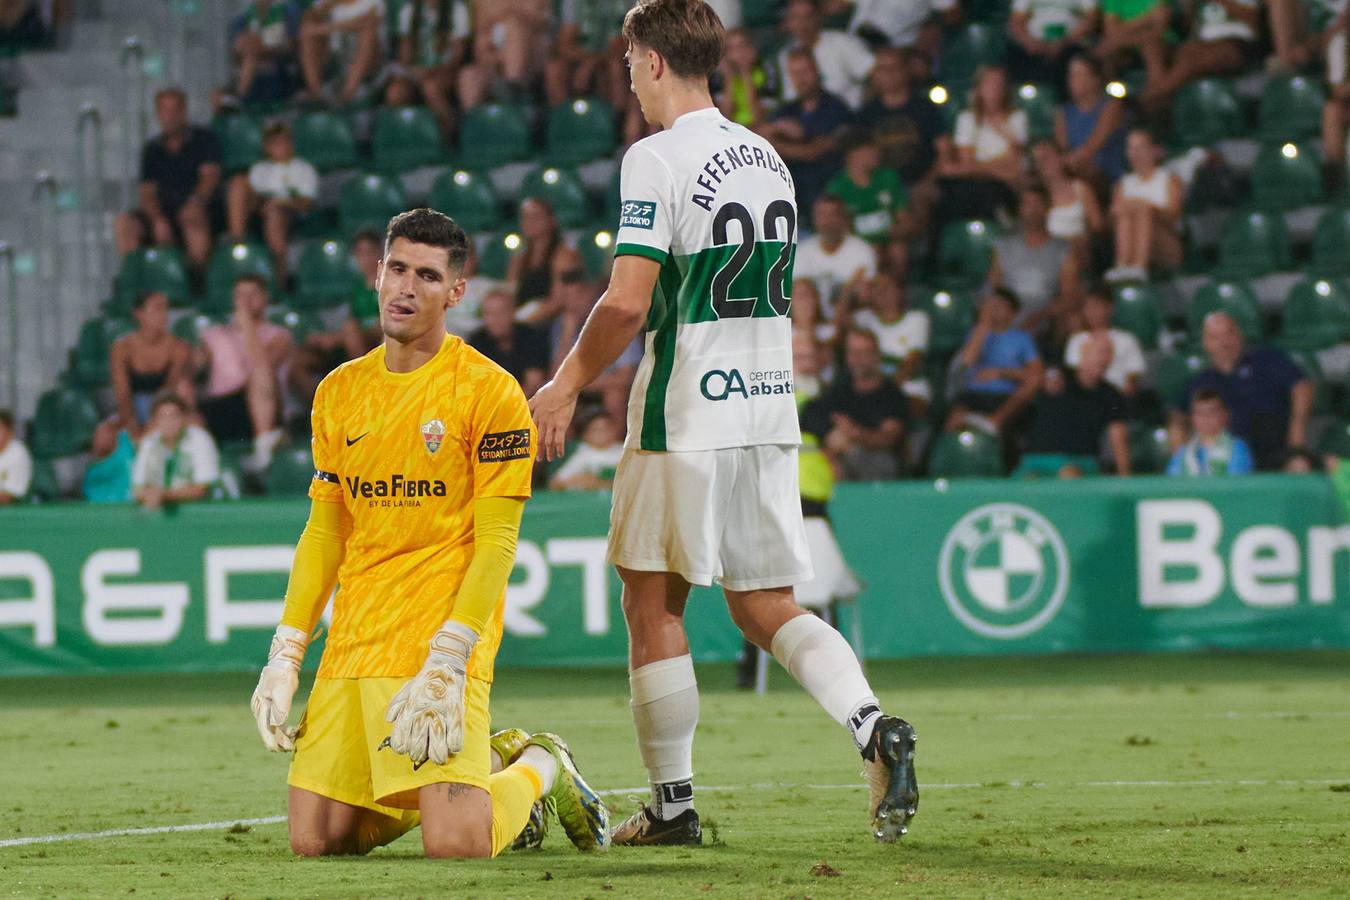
[204,241,276,315]
[293,110,358,172]
[922,287,976,356]
[171,311,219,346]
[578,228,616,280]
[71,316,134,389]
[938,23,1005,96]
[1171,78,1242,148]
[427,169,501,234]
[1189,280,1262,341]
[456,102,533,170]
[372,105,446,173]
[1214,209,1292,279]
[1308,206,1350,277]
[339,172,408,237]
[928,430,1002,478]
[265,445,316,496]
[26,458,58,503]
[1251,142,1322,211]
[545,97,618,166]
[1015,83,1057,142]
[30,386,100,459]
[741,0,786,27]
[114,246,191,312]
[1319,418,1350,456]
[1112,283,1163,351]
[1154,351,1208,408]
[935,219,998,289]
[268,307,326,344]
[1126,423,1173,474]
[294,239,360,311]
[213,111,264,174]
[477,231,522,280]
[518,164,592,228]
[1259,74,1325,142]
[1281,277,1350,351]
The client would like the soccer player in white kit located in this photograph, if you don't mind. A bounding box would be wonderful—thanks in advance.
[529,0,918,845]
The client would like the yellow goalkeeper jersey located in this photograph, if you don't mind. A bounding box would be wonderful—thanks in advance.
[307,333,535,681]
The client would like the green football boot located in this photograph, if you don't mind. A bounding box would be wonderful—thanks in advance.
[489,728,548,850]
[526,732,610,852]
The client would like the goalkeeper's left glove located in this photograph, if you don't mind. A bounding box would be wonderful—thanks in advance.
[384,620,477,766]
[250,625,308,752]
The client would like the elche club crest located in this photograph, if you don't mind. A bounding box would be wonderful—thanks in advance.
[937,503,1069,639]
[421,419,445,455]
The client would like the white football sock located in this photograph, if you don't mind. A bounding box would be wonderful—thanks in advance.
[770,613,883,751]
[630,654,699,820]
[517,744,559,793]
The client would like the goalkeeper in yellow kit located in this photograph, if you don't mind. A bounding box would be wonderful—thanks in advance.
[249,208,609,858]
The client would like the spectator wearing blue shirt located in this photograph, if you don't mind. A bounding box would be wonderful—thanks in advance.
[761,48,853,225]
[83,417,137,503]
[945,288,1045,439]
[1168,312,1314,470]
[1167,389,1255,476]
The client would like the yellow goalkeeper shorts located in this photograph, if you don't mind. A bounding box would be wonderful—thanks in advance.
[288,675,493,815]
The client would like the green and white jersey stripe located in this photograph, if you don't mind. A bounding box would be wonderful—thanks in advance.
[615,107,801,452]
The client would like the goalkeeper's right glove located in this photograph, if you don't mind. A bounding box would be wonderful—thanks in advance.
[250,625,308,752]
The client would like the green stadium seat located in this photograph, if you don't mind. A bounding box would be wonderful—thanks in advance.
[456,102,532,169]
[1308,206,1350,277]
[265,445,316,496]
[1214,209,1292,279]
[1259,74,1326,142]
[477,231,522,280]
[545,97,617,166]
[213,111,264,174]
[30,386,101,459]
[1280,277,1350,351]
[204,241,276,315]
[293,110,358,172]
[1127,423,1173,474]
[339,172,408,237]
[26,458,59,503]
[1251,142,1322,211]
[71,316,134,389]
[1319,418,1350,456]
[1171,78,1242,148]
[935,219,998,289]
[928,429,1003,479]
[372,105,446,173]
[115,247,191,312]
[922,287,976,355]
[741,0,784,27]
[1015,83,1057,142]
[938,23,1006,95]
[294,239,360,310]
[171,310,220,346]
[268,307,327,343]
[1112,283,1163,351]
[578,228,616,280]
[1154,351,1208,408]
[518,164,592,228]
[428,169,500,233]
[1189,280,1262,341]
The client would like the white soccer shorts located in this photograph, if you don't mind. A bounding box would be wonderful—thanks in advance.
[607,444,814,591]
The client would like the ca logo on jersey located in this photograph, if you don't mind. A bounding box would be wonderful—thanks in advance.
[937,503,1069,639]
[619,200,657,229]
[421,419,445,455]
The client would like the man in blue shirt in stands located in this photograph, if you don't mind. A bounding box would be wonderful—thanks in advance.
[945,287,1045,440]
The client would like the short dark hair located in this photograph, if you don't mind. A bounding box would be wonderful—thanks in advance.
[1192,388,1226,408]
[263,120,291,142]
[0,408,13,431]
[844,326,880,350]
[1067,51,1103,80]
[1083,284,1114,305]
[385,207,468,274]
[990,286,1021,311]
[154,86,186,105]
[234,273,268,292]
[151,392,190,417]
[623,0,725,81]
[352,229,383,250]
[133,290,167,311]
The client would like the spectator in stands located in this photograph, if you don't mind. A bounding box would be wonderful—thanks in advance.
[835,0,957,50]
[803,328,908,481]
[716,26,779,128]
[546,0,628,111]
[860,47,943,190]
[132,394,219,511]
[457,0,553,109]
[341,229,383,358]
[778,0,874,109]
[1320,6,1350,180]
[225,121,317,285]
[225,1,302,107]
[1094,0,1168,78]
[1170,312,1314,471]
[1139,0,1259,115]
[445,239,491,338]
[548,269,640,431]
[82,416,135,504]
[1269,0,1346,74]
[1007,0,1100,87]
[791,278,832,345]
[761,49,854,222]
[793,328,826,407]
[826,130,914,244]
[946,288,1044,439]
[0,408,32,504]
[792,194,876,326]
[1018,338,1130,478]
[548,410,624,491]
[113,88,221,270]
[507,198,582,315]
[298,0,385,106]
[384,0,471,140]
[469,289,549,396]
[110,291,193,436]
[935,64,1027,223]
[1167,388,1255,476]
[849,272,930,419]
[1032,139,1105,272]
[1064,288,1145,397]
[196,275,292,465]
[989,186,1081,339]
[1055,53,1127,185]
[1106,128,1182,282]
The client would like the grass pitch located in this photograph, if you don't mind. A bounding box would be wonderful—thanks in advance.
[2,652,1349,898]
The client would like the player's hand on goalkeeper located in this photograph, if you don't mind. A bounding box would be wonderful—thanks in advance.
[250,625,308,752]
[385,621,477,766]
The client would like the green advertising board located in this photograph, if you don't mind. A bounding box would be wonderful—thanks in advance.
[1,475,1348,676]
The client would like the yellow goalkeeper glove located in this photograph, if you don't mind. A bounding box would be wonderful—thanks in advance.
[250,625,307,752]
[384,620,477,767]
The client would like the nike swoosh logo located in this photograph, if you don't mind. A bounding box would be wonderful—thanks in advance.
[346,433,369,447]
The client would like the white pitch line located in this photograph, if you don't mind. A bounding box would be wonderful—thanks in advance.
[4,778,1346,850]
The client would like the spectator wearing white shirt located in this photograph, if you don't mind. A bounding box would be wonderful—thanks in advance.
[778,0,874,109]
[839,0,958,49]
[0,409,33,504]
[132,394,220,511]
[850,272,932,417]
[549,411,625,491]
[298,0,386,105]
[1064,289,1146,396]
[792,194,878,326]
[935,65,1028,223]
[1007,0,1099,85]
[225,121,317,284]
